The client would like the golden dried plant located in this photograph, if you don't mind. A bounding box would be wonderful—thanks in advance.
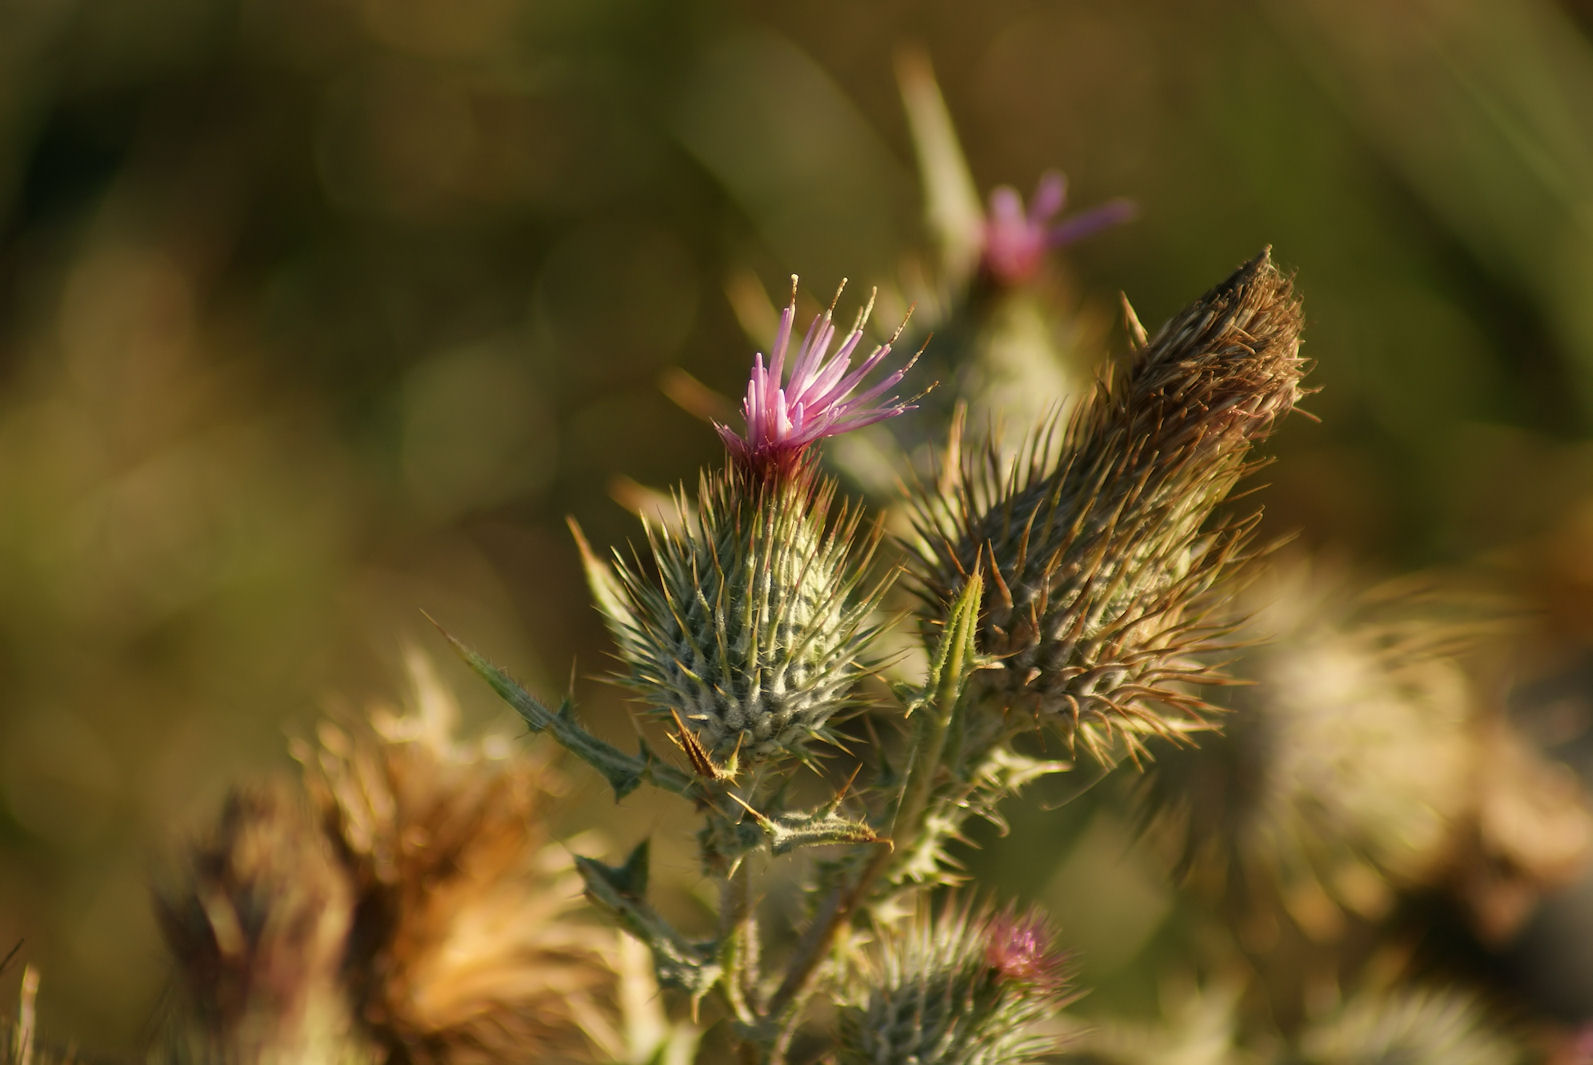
[296,654,623,1064]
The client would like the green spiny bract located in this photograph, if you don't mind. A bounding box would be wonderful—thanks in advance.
[836,900,1071,1065]
[911,250,1307,761]
[595,465,892,767]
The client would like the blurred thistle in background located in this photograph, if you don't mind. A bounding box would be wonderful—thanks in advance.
[4,0,1593,1060]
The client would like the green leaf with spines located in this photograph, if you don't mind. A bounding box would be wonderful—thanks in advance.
[574,844,722,1010]
[427,614,700,803]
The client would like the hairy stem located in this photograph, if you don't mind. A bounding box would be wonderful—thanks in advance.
[766,575,982,1027]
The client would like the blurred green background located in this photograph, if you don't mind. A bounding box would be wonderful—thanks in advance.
[4,0,1593,1052]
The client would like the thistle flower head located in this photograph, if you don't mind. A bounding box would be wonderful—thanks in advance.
[717,277,918,478]
[982,905,1067,992]
[912,250,1308,761]
[153,660,628,1064]
[1135,560,1593,946]
[298,661,620,1064]
[585,469,890,767]
[837,898,1074,1065]
[980,171,1136,286]
[153,784,366,1063]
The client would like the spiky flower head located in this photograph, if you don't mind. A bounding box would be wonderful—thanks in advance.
[982,906,1067,992]
[153,661,630,1064]
[837,899,1072,1065]
[586,469,891,767]
[297,659,620,1064]
[716,277,918,480]
[1139,562,1474,933]
[913,250,1308,760]
[980,171,1136,286]
[1139,560,1593,947]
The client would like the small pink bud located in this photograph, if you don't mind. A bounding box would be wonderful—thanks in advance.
[983,906,1066,991]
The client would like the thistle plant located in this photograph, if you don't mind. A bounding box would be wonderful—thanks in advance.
[912,249,1306,763]
[153,784,368,1065]
[424,239,1316,1062]
[146,655,661,1065]
[1,39,1580,1065]
[1137,560,1480,939]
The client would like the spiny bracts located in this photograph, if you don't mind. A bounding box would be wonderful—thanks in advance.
[591,467,892,767]
[912,250,1308,761]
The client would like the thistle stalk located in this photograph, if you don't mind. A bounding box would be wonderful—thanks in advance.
[767,575,985,1033]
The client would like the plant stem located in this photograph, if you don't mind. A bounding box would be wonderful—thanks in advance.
[720,860,756,1027]
[765,580,978,1024]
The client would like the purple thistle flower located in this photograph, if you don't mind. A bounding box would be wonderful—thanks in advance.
[980,170,1136,286]
[982,906,1065,991]
[718,277,919,476]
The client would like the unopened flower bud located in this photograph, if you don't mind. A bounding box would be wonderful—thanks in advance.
[837,899,1072,1065]
[914,250,1309,759]
[593,469,889,766]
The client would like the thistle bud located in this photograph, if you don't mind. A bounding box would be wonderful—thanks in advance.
[590,279,912,767]
[593,468,889,766]
[837,899,1072,1065]
[1139,559,1591,946]
[914,250,1308,759]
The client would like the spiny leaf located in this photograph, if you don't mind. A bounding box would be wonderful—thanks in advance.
[425,612,698,803]
[765,809,889,857]
[575,848,722,1013]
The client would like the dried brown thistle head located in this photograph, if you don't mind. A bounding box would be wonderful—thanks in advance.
[155,656,623,1064]
[914,249,1309,761]
[297,661,618,1065]
[154,783,364,1064]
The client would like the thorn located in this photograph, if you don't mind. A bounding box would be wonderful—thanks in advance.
[669,709,738,784]
[668,709,715,776]
[828,764,864,811]
[940,402,968,496]
[726,790,774,830]
[1120,292,1149,351]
